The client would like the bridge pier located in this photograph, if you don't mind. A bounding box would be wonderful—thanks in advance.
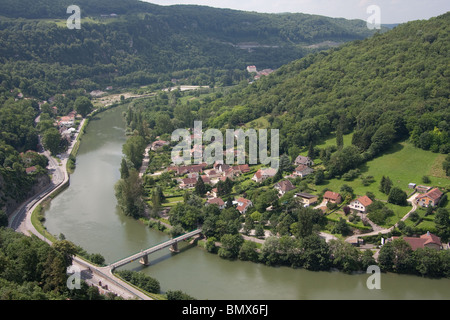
[139,255,149,266]
[169,242,179,253]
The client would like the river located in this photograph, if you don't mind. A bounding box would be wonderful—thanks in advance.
[44,104,450,300]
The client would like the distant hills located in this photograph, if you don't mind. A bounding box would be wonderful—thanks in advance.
[0,0,385,99]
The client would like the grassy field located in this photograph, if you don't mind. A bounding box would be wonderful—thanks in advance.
[317,141,449,201]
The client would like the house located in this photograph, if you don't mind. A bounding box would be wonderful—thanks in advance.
[58,115,75,128]
[294,192,318,207]
[213,162,230,173]
[293,164,314,178]
[391,232,442,251]
[205,169,221,179]
[200,175,211,185]
[323,191,342,204]
[349,195,373,213]
[247,65,257,73]
[416,188,443,208]
[175,163,207,175]
[232,164,250,174]
[294,155,314,166]
[274,180,295,196]
[25,166,37,174]
[236,197,253,214]
[151,140,169,151]
[252,168,277,183]
[415,185,432,194]
[206,197,226,209]
[179,177,198,189]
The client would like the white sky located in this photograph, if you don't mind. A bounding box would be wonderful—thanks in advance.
[143,0,450,24]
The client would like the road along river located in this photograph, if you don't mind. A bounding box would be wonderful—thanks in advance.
[43,103,450,300]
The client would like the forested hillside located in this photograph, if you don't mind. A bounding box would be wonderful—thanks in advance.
[0,0,382,101]
[189,12,449,176]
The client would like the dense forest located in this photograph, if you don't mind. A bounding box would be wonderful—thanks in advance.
[0,227,121,299]
[0,0,383,100]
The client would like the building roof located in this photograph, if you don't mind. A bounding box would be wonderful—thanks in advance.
[236,197,252,213]
[25,166,37,174]
[207,198,225,206]
[295,192,317,199]
[324,191,341,201]
[232,164,250,173]
[181,177,197,185]
[295,155,313,165]
[275,180,295,192]
[392,232,442,251]
[295,164,313,173]
[354,195,373,207]
[417,188,443,202]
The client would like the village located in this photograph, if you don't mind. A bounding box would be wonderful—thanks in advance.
[142,137,448,254]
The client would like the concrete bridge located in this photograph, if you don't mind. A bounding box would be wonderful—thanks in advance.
[109,229,202,271]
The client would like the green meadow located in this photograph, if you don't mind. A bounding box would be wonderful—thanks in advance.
[317,140,449,201]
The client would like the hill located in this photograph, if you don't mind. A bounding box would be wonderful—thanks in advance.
[0,0,383,100]
[198,12,449,169]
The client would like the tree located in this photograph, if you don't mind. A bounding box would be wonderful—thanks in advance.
[336,125,344,149]
[74,96,93,118]
[296,207,314,238]
[218,234,243,260]
[388,187,408,206]
[0,210,8,227]
[114,169,145,218]
[299,234,331,271]
[238,241,259,262]
[120,158,129,179]
[122,135,146,169]
[279,153,292,173]
[166,290,196,300]
[333,217,352,236]
[379,176,393,194]
[194,177,206,196]
[434,208,450,242]
[329,239,362,273]
[42,127,63,155]
[314,169,324,185]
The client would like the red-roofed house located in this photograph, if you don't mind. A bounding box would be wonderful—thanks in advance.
[391,232,442,251]
[25,166,37,174]
[293,164,314,178]
[349,195,373,213]
[232,164,250,174]
[206,197,226,209]
[151,140,169,151]
[323,191,342,204]
[236,197,253,214]
[252,168,277,183]
[416,188,443,208]
[179,177,197,189]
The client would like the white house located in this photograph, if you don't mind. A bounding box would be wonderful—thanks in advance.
[349,195,373,213]
[252,168,277,183]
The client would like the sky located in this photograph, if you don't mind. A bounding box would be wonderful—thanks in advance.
[143,0,450,24]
